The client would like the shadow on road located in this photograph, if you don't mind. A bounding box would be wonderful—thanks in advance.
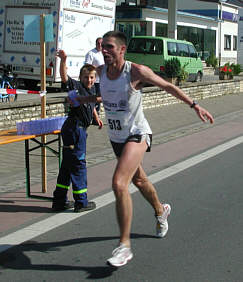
[0,233,156,279]
[0,203,53,213]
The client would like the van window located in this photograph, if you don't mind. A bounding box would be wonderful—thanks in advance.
[167,42,177,56]
[188,45,198,58]
[127,38,163,54]
[177,43,189,57]
[127,38,145,53]
[168,41,197,58]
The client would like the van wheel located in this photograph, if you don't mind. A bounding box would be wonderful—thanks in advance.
[195,72,202,82]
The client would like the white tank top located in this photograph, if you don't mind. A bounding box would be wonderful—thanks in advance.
[100,61,152,143]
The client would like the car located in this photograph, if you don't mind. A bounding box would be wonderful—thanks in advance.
[125,36,203,82]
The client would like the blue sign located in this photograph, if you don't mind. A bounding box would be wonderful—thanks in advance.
[24,14,54,42]
[44,14,54,42]
[24,15,40,42]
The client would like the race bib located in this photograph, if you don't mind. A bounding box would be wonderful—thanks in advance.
[106,111,130,141]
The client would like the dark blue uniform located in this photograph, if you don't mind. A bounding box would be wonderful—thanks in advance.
[53,77,95,210]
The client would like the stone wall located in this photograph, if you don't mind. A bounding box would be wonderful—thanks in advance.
[0,78,241,131]
[142,78,241,109]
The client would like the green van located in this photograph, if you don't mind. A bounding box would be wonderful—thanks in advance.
[125,36,203,82]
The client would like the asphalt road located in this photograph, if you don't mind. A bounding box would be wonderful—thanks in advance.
[0,137,242,281]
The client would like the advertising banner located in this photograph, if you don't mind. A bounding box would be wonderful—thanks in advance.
[63,0,116,18]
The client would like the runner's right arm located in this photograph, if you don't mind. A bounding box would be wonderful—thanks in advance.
[131,63,214,124]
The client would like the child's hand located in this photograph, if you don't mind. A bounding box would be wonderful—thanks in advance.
[68,90,80,107]
[56,49,67,60]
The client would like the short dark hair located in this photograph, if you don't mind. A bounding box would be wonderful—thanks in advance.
[95,37,102,44]
[103,31,127,46]
[79,64,96,76]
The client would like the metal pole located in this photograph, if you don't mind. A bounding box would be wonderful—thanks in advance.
[219,2,222,67]
[40,14,47,193]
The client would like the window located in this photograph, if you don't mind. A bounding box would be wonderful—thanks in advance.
[127,38,163,54]
[145,39,163,54]
[167,42,177,56]
[233,36,237,51]
[127,38,145,53]
[188,45,198,58]
[177,43,189,57]
[156,22,167,37]
[224,35,231,50]
[177,25,216,61]
[115,22,147,43]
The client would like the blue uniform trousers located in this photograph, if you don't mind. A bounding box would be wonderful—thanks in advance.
[53,118,88,207]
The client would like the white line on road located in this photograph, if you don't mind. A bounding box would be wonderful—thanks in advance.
[1,135,243,253]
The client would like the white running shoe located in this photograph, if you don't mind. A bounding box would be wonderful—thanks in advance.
[156,203,171,238]
[107,243,133,267]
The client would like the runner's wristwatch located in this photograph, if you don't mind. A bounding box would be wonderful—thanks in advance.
[190,100,198,108]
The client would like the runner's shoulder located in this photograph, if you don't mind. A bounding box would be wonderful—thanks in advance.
[131,62,153,79]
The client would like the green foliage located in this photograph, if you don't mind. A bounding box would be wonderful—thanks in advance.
[230,63,242,75]
[220,62,242,76]
[177,62,189,82]
[205,53,218,68]
[164,58,181,78]
[205,57,210,67]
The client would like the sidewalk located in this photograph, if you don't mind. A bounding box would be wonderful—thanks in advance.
[1,92,243,237]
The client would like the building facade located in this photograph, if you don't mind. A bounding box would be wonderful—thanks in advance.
[115,0,241,65]
[237,7,243,67]
[178,0,239,65]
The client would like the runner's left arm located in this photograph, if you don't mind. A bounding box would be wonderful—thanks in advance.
[133,63,214,124]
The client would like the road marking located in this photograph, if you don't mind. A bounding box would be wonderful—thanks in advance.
[1,135,243,253]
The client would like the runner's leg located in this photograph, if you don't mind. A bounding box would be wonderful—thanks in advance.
[132,165,163,216]
[112,140,148,247]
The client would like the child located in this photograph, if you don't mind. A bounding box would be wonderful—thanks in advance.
[52,51,103,212]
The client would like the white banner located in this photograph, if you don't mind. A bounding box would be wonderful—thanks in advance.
[63,0,116,18]
[62,10,114,57]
